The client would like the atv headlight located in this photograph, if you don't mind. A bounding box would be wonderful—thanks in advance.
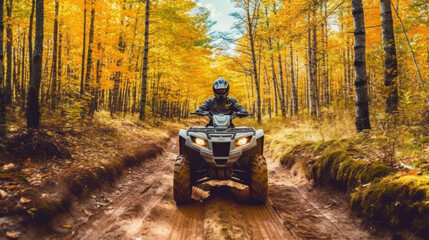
[236,136,251,146]
[193,137,207,147]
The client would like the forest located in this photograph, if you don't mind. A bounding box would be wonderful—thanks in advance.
[0,0,427,239]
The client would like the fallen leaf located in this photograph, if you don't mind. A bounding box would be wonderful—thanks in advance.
[0,189,7,198]
[20,197,31,203]
[6,231,20,239]
[6,185,18,190]
[82,209,92,216]
[3,163,15,171]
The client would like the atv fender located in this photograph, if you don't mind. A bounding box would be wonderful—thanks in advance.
[179,129,187,155]
[255,129,264,154]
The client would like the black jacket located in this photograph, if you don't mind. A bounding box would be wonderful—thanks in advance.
[196,97,247,115]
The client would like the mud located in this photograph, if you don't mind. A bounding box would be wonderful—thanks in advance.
[20,139,393,240]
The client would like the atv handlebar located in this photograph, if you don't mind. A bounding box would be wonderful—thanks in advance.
[190,111,252,118]
[190,111,211,117]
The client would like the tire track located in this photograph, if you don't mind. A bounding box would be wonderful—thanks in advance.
[31,139,383,240]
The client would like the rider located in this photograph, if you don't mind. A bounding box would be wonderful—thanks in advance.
[195,77,248,127]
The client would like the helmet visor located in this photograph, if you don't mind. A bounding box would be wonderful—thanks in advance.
[215,88,227,94]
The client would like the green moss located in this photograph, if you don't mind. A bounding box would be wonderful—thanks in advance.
[337,159,367,188]
[312,140,337,154]
[351,174,429,232]
[280,145,302,169]
[313,149,349,184]
[308,146,390,190]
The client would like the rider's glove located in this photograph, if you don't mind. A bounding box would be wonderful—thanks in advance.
[239,110,248,118]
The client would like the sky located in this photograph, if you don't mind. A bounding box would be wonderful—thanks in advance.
[196,0,239,53]
[196,0,236,33]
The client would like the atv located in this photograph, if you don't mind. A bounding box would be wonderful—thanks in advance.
[173,111,267,204]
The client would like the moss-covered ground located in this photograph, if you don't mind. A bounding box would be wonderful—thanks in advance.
[265,119,429,237]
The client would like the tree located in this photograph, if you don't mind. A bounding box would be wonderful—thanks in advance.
[139,0,150,121]
[51,0,59,111]
[28,0,35,82]
[80,0,87,95]
[85,0,95,98]
[0,0,7,135]
[352,0,370,131]
[26,0,44,129]
[290,45,298,115]
[380,0,398,113]
[5,0,13,105]
[308,9,318,117]
[241,0,262,123]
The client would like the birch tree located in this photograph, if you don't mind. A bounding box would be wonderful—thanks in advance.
[352,0,370,131]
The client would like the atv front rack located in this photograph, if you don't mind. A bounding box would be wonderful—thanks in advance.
[187,127,255,139]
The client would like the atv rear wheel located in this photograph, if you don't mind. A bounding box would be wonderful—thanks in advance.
[173,155,192,204]
[249,154,268,204]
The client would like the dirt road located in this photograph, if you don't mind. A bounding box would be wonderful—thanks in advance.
[24,139,390,240]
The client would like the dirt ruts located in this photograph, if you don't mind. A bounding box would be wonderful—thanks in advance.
[20,139,392,240]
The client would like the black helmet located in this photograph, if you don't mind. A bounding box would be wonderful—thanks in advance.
[213,77,229,100]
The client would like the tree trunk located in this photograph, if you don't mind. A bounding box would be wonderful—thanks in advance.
[290,45,298,115]
[352,0,371,131]
[51,0,59,111]
[322,0,329,107]
[139,0,150,120]
[312,21,319,116]
[21,35,26,108]
[5,0,13,105]
[85,0,95,93]
[380,0,398,113]
[0,0,6,135]
[309,12,318,117]
[26,0,44,129]
[58,31,62,104]
[264,66,272,119]
[306,13,311,112]
[29,0,35,85]
[80,0,87,95]
[244,0,261,123]
[278,51,286,117]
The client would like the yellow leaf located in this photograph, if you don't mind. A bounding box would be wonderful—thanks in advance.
[5,185,18,190]
[0,189,7,198]
[20,197,31,203]
[83,208,92,216]
[3,163,15,171]
[6,231,20,239]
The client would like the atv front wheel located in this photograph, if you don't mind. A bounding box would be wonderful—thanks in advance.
[173,155,192,204]
[249,154,268,204]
